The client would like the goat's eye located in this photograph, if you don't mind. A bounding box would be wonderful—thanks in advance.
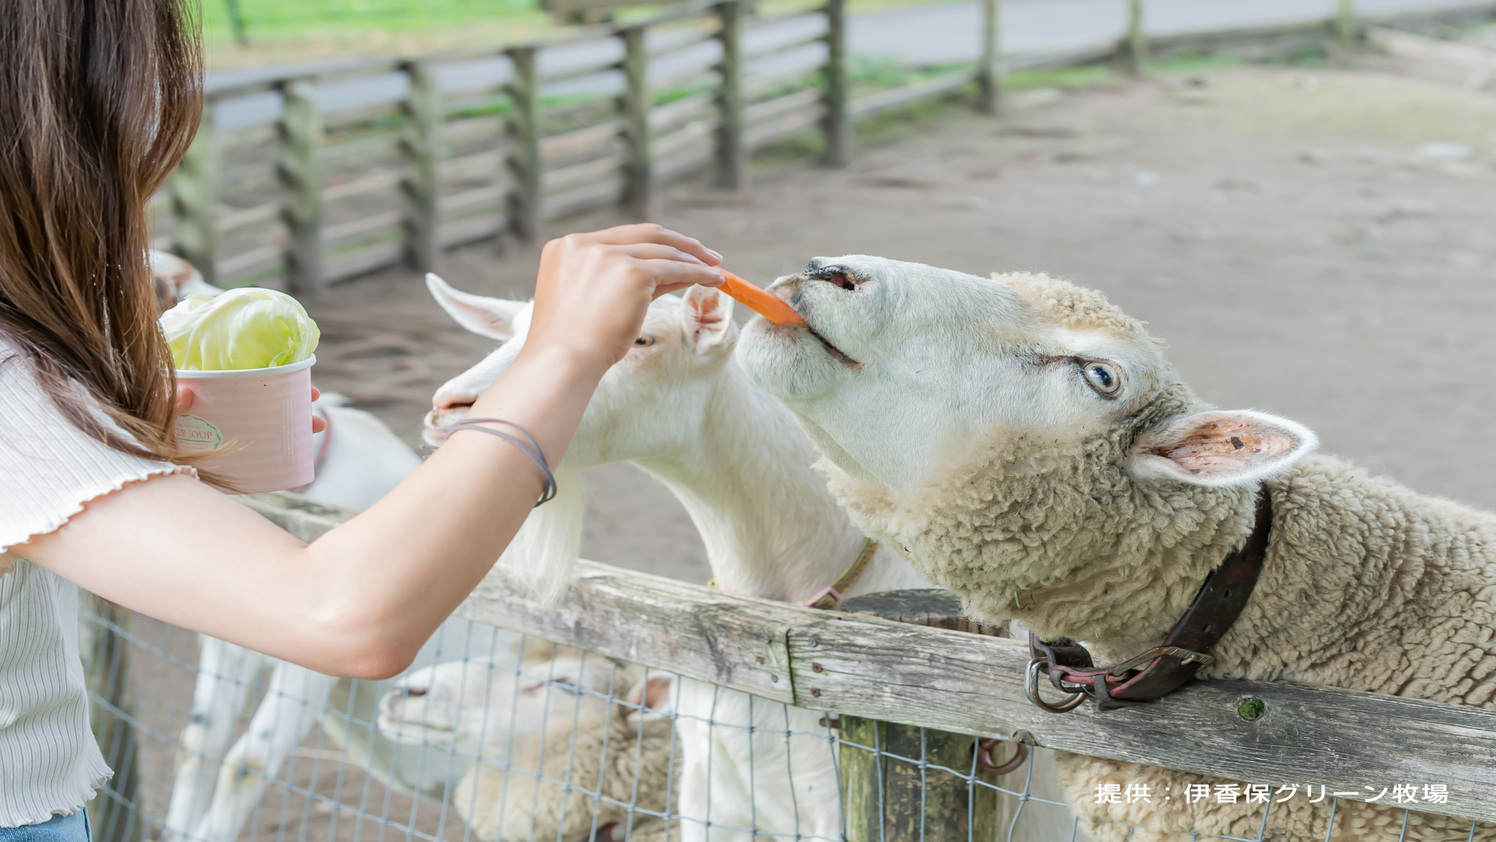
[1080,361,1123,397]
[634,336,654,347]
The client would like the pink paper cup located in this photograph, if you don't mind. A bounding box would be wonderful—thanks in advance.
[173,356,316,493]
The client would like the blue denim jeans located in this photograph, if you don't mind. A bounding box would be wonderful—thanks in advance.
[0,811,90,842]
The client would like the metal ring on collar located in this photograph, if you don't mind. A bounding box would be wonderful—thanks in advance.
[1026,658,1087,714]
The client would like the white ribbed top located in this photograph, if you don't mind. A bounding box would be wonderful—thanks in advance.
[0,337,195,827]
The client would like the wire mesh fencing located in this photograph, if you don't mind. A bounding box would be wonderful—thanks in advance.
[79,580,1496,842]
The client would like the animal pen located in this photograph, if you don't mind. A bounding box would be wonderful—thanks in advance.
[81,493,1496,842]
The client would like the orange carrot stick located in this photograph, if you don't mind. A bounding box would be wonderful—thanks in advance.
[716,270,807,327]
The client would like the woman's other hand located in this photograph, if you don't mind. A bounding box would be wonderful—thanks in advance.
[527,224,724,370]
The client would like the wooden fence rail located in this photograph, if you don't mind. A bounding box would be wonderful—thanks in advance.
[157,0,1496,294]
[244,492,1496,827]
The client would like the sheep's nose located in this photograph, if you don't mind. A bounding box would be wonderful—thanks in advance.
[390,686,427,699]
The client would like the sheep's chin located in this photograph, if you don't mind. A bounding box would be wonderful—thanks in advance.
[739,318,852,402]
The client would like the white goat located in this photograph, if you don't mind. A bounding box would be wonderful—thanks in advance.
[422,275,1076,841]
[380,642,678,842]
[149,253,494,842]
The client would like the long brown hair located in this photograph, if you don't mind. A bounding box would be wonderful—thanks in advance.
[0,0,204,466]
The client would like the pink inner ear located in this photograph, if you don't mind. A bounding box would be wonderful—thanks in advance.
[690,294,726,328]
[1151,419,1297,476]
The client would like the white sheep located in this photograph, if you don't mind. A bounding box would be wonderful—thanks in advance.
[422,275,1078,841]
[735,255,1496,841]
[379,641,678,842]
[147,253,498,842]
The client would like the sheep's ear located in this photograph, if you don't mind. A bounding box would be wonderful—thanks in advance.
[1128,410,1317,488]
[682,284,736,353]
[427,273,527,341]
[620,675,674,723]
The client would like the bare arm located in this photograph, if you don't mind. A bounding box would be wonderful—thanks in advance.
[23,225,724,680]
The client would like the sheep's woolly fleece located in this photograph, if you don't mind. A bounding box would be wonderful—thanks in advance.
[456,687,678,842]
[814,274,1496,840]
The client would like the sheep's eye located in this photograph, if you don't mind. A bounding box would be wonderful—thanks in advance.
[633,336,654,347]
[1080,361,1123,397]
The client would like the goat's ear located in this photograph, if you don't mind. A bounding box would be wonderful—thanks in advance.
[1128,410,1317,488]
[682,285,736,352]
[620,675,674,723]
[426,273,527,341]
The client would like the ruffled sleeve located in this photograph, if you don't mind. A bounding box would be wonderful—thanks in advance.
[0,341,196,569]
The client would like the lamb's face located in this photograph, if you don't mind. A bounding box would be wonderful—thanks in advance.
[377,652,620,755]
[424,275,736,466]
[737,256,1178,492]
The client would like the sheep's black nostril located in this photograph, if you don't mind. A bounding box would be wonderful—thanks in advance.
[392,687,428,698]
[828,272,856,291]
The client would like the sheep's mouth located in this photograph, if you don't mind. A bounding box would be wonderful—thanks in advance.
[769,287,862,369]
[805,326,861,369]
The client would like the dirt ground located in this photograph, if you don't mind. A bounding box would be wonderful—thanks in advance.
[307,53,1496,586]
[121,49,1496,842]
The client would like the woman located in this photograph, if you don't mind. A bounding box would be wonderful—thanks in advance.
[0,1,727,836]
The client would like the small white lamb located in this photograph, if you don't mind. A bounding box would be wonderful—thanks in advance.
[379,641,678,842]
[423,276,1077,841]
[735,255,1496,841]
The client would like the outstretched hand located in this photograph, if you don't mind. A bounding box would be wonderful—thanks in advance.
[526,224,725,371]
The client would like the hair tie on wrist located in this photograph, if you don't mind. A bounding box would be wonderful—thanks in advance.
[437,418,557,506]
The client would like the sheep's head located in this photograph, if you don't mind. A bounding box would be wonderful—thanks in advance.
[377,648,650,756]
[424,274,737,467]
[737,257,1317,643]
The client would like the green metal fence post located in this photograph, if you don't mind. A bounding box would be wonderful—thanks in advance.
[1125,0,1147,76]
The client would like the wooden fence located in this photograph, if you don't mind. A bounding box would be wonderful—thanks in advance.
[155,0,1496,295]
[245,492,1496,829]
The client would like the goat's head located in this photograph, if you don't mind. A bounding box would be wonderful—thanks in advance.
[377,649,667,756]
[424,273,737,466]
[737,256,1318,495]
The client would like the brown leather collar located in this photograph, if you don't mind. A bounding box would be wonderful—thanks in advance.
[1027,492,1273,711]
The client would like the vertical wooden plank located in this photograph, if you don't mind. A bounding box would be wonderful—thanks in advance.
[403,60,442,271]
[715,0,746,189]
[170,108,219,286]
[1124,0,1147,76]
[506,46,542,242]
[1336,0,1357,46]
[621,26,654,217]
[977,0,1004,114]
[837,591,1006,840]
[840,715,886,842]
[277,79,323,295]
[822,0,850,168]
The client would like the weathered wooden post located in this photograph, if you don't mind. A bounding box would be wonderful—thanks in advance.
[977,0,1004,113]
[1125,0,1147,77]
[277,79,323,295]
[715,0,746,189]
[838,591,1016,840]
[621,26,654,217]
[171,108,220,285]
[507,46,543,242]
[822,0,850,168]
[83,598,145,842]
[1336,0,1357,47]
[403,60,443,272]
